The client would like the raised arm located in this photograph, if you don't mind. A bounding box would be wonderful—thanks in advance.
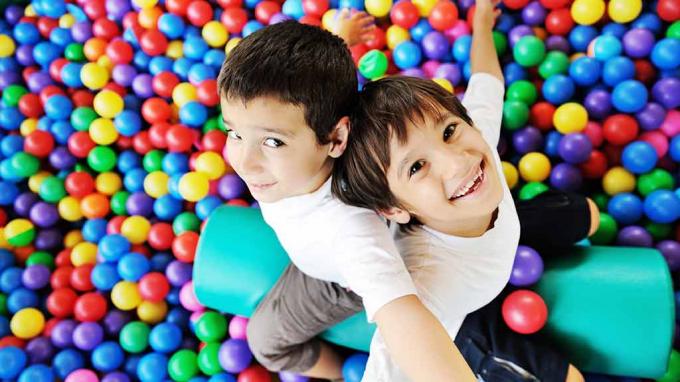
[470,0,503,81]
[328,8,376,47]
[374,295,477,381]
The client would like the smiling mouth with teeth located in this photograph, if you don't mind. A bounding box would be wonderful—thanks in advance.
[449,161,485,201]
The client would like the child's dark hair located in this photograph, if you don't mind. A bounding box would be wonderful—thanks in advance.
[217,21,357,145]
[332,76,473,225]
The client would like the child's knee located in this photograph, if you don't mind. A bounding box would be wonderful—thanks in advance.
[586,198,600,237]
[565,364,584,382]
[246,312,284,371]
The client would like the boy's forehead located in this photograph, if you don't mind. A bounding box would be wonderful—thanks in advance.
[220,95,307,133]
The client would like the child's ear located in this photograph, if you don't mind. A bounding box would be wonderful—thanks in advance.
[380,207,411,224]
[328,116,350,158]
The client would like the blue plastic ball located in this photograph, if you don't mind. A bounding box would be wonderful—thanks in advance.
[452,35,472,62]
[92,341,125,372]
[18,364,54,382]
[158,13,185,40]
[568,25,598,52]
[179,101,208,128]
[53,349,85,379]
[0,346,27,379]
[393,41,422,70]
[82,218,108,243]
[98,234,131,263]
[670,135,680,162]
[44,95,73,121]
[542,74,575,105]
[651,38,680,70]
[242,20,264,37]
[593,35,622,61]
[117,252,151,281]
[137,352,169,382]
[622,141,658,174]
[569,56,601,86]
[91,263,121,291]
[644,190,680,224]
[608,193,644,225]
[612,80,648,113]
[410,19,433,43]
[602,56,635,86]
[342,353,369,382]
[149,322,183,353]
[115,110,143,137]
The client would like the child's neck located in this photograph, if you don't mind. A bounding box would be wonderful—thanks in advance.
[438,208,499,238]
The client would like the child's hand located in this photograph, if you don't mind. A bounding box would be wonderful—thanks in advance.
[473,0,502,31]
[331,9,376,47]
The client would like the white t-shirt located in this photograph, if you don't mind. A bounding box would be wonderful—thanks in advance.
[361,73,521,382]
[258,178,417,322]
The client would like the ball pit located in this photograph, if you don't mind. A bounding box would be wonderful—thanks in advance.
[0,0,678,380]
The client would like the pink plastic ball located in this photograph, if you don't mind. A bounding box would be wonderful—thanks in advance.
[229,316,249,340]
[640,131,669,158]
[179,281,204,311]
[660,110,680,137]
[66,369,99,382]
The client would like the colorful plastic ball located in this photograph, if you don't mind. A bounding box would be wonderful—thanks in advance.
[138,272,170,302]
[194,311,228,343]
[168,349,199,382]
[81,63,109,90]
[390,1,419,28]
[603,114,639,146]
[365,0,392,17]
[644,190,680,224]
[119,321,150,354]
[117,252,151,282]
[513,36,545,67]
[17,364,55,382]
[93,90,124,119]
[608,0,642,23]
[91,341,125,372]
[509,245,544,287]
[602,56,635,87]
[74,292,108,322]
[542,74,575,105]
[73,322,104,351]
[653,78,680,110]
[341,353,368,382]
[5,219,36,247]
[558,133,592,164]
[218,339,252,373]
[592,34,622,61]
[612,80,648,113]
[10,307,45,339]
[392,41,422,70]
[179,172,210,202]
[121,216,151,245]
[111,281,142,311]
[622,141,658,174]
[65,369,98,382]
[608,193,643,225]
[602,167,636,196]
[519,152,551,182]
[571,0,605,25]
[512,127,544,154]
[137,352,169,382]
[0,346,27,379]
[502,290,547,334]
[502,100,529,131]
[651,38,680,70]
[553,102,588,134]
[428,1,458,31]
[617,225,653,247]
[149,322,182,353]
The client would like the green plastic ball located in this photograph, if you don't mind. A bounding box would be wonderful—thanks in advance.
[39,176,67,203]
[513,36,546,67]
[506,80,537,105]
[519,182,549,200]
[197,343,222,376]
[502,100,530,131]
[2,85,28,107]
[173,212,201,234]
[492,31,507,56]
[110,191,130,216]
[590,212,618,245]
[0,293,6,315]
[637,169,675,197]
[71,107,99,132]
[194,312,228,343]
[64,43,85,62]
[591,193,610,212]
[168,350,199,382]
[667,21,680,39]
[87,146,117,173]
[358,50,388,80]
[143,150,165,173]
[119,321,150,353]
[203,117,220,134]
[26,251,55,270]
[644,222,672,242]
[658,350,680,382]
[10,152,40,178]
[538,51,569,79]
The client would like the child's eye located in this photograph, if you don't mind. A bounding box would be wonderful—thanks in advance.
[409,161,424,178]
[226,129,241,140]
[443,123,458,141]
[264,138,285,148]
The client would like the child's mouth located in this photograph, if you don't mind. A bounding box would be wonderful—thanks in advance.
[449,161,485,201]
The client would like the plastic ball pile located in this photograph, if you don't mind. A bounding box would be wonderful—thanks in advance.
[0,0,679,380]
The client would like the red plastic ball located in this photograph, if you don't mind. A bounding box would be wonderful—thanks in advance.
[545,8,573,36]
[217,0,243,8]
[299,15,321,26]
[140,29,169,56]
[107,38,134,65]
[658,0,680,22]
[579,150,608,179]
[148,222,175,250]
[391,1,420,29]
[0,209,7,227]
[172,231,199,263]
[202,130,227,153]
[187,0,213,26]
[133,130,154,155]
[51,266,74,290]
[255,1,281,24]
[152,71,180,98]
[65,172,96,198]
[18,93,43,118]
[428,1,459,31]
[68,131,97,158]
[364,27,386,50]
[197,80,219,107]
[502,290,548,335]
[603,114,639,146]
[72,90,94,107]
[49,58,68,82]
[74,292,108,322]
[167,125,195,152]
[349,44,369,65]
[302,0,329,18]
[634,59,656,85]
[83,0,106,19]
[237,365,272,382]
[503,0,530,10]
[149,122,171,149]
[582,121,604,148]
[529,102,555,132]
[107,216,126,234]
[142,98,173,124]
[0,336,26,349]
[93,17,120,40]
[222,7,249,34]
[166,0,192,15]
[227,199,250,207]
[70,264,95,292]
[138,272,171,302]
[56,249,72,267]
[24,130,55,158]
[539,0,569,9]
[47,288,78,318]
[37,17,58,38]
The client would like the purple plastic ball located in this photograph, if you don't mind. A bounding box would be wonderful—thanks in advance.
[400,68,426,78]
[279,372,310,382]
[652,77,680,109]
[102,310,131,336]
[27,71,54,93]
[584,89,612,119]
[49,147,78,170]
[71,21,93,43]
[545,35,570,53]
[522,1,546,26]
[218,174,247,200]
[0,70,21,89]
[550,163,582,192]
[35,228,63,250]
[508,25,534,47]
[132,74,154,98]
[73,322,105,351]
[422,31,450,61]
[14,192,39,217]
[51,319,78,348]
[509,245,544,287]
[636,102,666,131]
[26,336,55,364]
[657,240,680,272]
[218,339,253,373]
[126,192,154,217]
[434,63,461,86]
[30,202,59,228]
[513,127,544,154]
[16,45,36,67]
[558,133,592,164]
[21,264,50,290]
[112,64,137,87]
[5,5,23,24]
[106,0,131,20]
[270,13,293,24]
[623,28,655,58]
[165,260,193,287]
[102,372,131,382]
[616,225,653,247]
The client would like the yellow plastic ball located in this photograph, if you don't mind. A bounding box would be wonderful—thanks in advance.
[0,34,16,58]
[96,172,122,195]
[553,102,588,134]
[386,25,410,50]
[4,219,35,247]
[59,14,76,28]
[195,152,226,180]
[59,196,83,222]
[321,9,338,31]
[412,0,437,16]
[0,228,11,249]
[432,78,453,93]
[571,0,605,25]
[502,161,519,189]
[121,215,151,244]
[93,90,124,119]
[225,38,241,56]
[166,40,184,59]
[20,118,38,136]
[89,118,119,145]
[28,171,50,194]
[137,300,168,324]
[602,166,636,195]
[519,152,551,182]
[81,63,109,90]
[172,82,197,108]
[71,242,98,266]
[25,5,37,17]
[111,281,143,310]
[64,229,84,248]
[10,308,45,339]
[144,171,170,198]
[179,172,210,202]
[608,0,642,24]
[203,21,228,48]
[133,0,159,9]
[96,55,114,71]
[365,0,392,17]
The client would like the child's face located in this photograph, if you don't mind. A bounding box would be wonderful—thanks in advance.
[385,106,504,235]
[221,95,335,203]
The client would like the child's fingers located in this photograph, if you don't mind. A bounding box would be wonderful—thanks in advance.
[493,8,501,18]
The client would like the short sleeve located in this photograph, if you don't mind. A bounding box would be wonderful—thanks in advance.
[462,73,505,148]
[334,210,417,322]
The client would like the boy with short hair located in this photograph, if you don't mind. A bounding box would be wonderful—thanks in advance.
[332,0,593,380]
[217,19,476,382]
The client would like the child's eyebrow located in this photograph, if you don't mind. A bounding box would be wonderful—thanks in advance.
[221,117,295,138]
[397,151,414,179]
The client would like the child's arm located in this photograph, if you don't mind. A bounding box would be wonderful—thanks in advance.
[470,0,503,81]
[374,295,477,381]
[329,8,375,47]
